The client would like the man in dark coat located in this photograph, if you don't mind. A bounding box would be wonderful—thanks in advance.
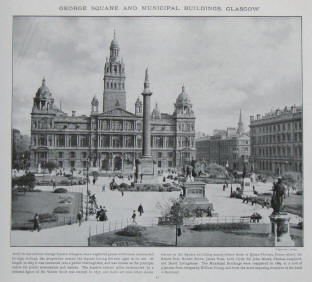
[138,204,144,216]
[77,211,82,226]
[33,213,40,232]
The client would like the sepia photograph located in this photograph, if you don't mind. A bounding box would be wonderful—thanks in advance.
[11,16,303,247]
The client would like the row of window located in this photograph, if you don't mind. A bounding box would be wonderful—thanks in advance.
[33,134,195,149]
[177,122,195,132]
[32,119,53,129]
[105,81,125,90]
[252,132,302,144]
[57,160,87,169]
[252,120,302,134]
[98,120,136,131]
[252,145,302,157]
[105,63,124,74]
[32,120,90,130]
[258,161,302,173]
[156,152,174,159]
[57,151,88,159]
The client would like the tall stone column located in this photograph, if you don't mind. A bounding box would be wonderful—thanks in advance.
[142,68,152,158]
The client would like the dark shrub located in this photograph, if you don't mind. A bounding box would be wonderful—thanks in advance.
[12,172,36,189]
[38,213,58,222]
[115,225,146,237]
[192,222,250,231]
[120,183,130,189]
[54,188,68,193]
[53,206,70,214]
[59,197,72,204]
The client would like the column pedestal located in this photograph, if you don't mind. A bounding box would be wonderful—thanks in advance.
[269,212,294,247]
[135,157,158,184]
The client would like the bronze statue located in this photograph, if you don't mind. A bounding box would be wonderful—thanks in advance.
[271,177,285,214]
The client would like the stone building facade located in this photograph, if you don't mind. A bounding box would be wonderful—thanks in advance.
[29,33,196,172]
[249,105,302,176]
[195,111,250,171]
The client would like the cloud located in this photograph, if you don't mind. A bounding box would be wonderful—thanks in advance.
[12,17,302,135]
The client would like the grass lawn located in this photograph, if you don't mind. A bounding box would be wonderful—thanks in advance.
[12,191,82,230]
[89,223,303,247]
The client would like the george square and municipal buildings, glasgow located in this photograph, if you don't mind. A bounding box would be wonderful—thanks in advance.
[29,33,196,172]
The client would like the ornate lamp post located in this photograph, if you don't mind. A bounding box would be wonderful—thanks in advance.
[85,157,90,221]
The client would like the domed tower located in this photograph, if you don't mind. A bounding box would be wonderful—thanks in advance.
[173,85,196,167]
[32,78,55,112]
[152,103,161,119]
[135,96,143,116]
[30,78,60,172]
[103,30,126,112]
[91,95,99,114]
[174,85,194,117]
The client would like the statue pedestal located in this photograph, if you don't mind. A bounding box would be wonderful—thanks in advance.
[269,212,294,247]
[135,157,158,184]
[182,182,213,211]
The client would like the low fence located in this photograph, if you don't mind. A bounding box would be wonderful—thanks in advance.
[87,216,159,242]
[183,216,257,225]
[12,214,80,231]
[87,215,259,239]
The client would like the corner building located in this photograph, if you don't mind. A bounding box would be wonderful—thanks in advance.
[249,105,302,176]
[29,33,196,172]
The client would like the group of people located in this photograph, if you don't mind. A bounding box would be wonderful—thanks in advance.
[96,206,108,221]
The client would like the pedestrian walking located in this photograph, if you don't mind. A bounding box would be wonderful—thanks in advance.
[132,210,137,224]
[33,213,40,232]
[207,206,212,217]
[77,210,82,226]
[102,185,105,192]
[52,181,56,190]
[138,204,144,216]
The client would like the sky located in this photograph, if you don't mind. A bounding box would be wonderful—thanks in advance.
[12,17,302,136]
